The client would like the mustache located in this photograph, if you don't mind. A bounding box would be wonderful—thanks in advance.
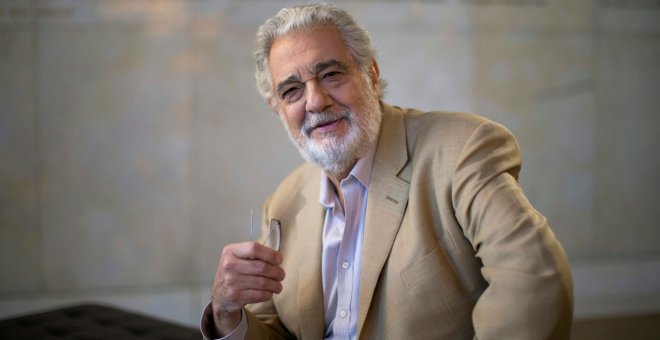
[302,111,350,136]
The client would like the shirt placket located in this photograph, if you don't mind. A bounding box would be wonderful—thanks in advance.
[334,177,360,337]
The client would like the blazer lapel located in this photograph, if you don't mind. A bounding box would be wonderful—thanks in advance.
[294,171,327,339]
[358,103,410,336]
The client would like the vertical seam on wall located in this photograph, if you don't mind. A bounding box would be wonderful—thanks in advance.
[31,0,44,291]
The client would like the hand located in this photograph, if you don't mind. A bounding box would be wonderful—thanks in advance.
[210,241,286,335]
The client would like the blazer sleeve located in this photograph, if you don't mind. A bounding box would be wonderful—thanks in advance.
[451,120,574,339]
[199,301,293,340]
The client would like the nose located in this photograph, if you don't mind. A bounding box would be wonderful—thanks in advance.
[305,80,333,113]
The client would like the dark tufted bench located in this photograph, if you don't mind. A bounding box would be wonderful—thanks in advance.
[0,303,200,339]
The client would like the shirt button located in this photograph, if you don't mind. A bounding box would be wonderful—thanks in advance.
[342,261,350,269]
[339,310,348,318]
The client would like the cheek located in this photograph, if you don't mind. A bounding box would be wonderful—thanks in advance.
[334,80,367,110]
[280,107,305,133]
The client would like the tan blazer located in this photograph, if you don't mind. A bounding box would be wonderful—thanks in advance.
[244,103,573,339]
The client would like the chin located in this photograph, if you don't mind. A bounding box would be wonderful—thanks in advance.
[300,138,360,174]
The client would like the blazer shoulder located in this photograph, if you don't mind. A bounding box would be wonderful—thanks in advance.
[266,162,320,209]
[272,162,318,194]
[405,109,488,137]
[399,108,514,147]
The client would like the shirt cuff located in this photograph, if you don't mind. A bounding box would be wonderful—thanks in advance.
[200,302,248,340]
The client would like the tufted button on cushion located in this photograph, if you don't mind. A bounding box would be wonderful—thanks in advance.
[0,304,200,339]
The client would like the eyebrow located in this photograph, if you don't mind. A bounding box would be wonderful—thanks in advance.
[275,59,349,96]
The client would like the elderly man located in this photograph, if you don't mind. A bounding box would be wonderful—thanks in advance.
[202,3,573,339]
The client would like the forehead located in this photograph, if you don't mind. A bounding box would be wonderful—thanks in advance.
[268,26,355,82]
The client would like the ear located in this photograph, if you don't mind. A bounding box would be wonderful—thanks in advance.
[369,60,380,95]
[267,97,280,115]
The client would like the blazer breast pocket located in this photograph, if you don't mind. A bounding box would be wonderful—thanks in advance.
[399,240,473,336]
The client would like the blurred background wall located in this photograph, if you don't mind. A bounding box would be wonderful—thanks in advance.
[1,0,659,327]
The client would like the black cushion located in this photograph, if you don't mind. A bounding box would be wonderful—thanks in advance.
[0,303,200,339]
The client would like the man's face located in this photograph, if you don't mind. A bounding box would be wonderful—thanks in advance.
[267,26,382,174]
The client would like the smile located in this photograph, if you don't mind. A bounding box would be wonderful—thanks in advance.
[304,115,348,136]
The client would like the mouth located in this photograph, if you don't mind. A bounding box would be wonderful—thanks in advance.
[305,116,346,136]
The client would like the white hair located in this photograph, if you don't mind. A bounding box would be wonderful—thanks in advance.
[254,3,387,102]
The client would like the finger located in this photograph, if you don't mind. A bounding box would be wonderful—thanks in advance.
[235,258,286,281]
[223,288,275,307]
[223,272,284,294]
[212,274,281,314]
[232,241,283,265]
[221,255,285,282]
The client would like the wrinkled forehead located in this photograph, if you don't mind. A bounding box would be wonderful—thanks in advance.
[268,26,355,83]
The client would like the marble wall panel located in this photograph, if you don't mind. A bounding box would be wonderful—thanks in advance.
[593,32,660,259]
[573,259,660,317]
[36,19,194,289]
[373,30,476,113]
[0,25,40,292]
[355,3,477,112]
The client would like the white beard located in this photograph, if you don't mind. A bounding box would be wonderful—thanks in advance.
[281,81,382,176]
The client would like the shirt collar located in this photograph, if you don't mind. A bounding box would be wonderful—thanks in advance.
[319,142,378,208]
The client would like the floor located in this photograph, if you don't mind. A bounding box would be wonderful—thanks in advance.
[571,313,660,339]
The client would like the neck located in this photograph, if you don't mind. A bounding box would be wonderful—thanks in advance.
[325,156,356,185]
[326,160,356,211]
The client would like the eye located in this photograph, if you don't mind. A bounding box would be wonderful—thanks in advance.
[322,71,340,80]
[281,87,301,102]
